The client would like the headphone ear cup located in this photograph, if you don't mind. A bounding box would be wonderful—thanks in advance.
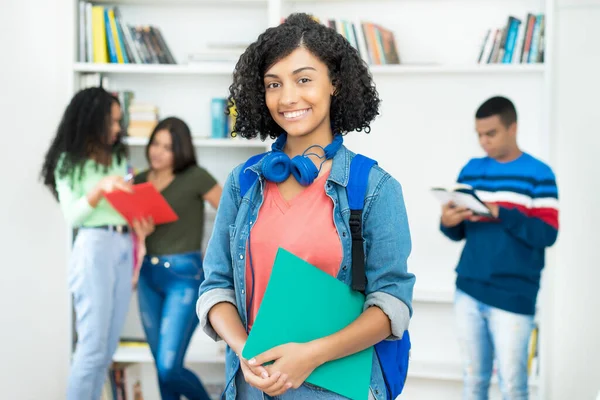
[291,155,319,186]
[262,152,291,183]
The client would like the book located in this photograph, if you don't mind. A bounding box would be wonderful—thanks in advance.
[430,184,492,217]
[242,248,372,400]
[104,182,178,225]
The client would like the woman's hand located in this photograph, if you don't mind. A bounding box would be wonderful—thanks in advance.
[97,175,132,194]
[87,176,132,208]
[131,217,154,276]
[131,266,141,290]
[240,356,290,395]
[132,217,155,238]
[248,342,323,395]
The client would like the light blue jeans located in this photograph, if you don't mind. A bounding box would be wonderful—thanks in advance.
[455,289,534,400]
[67,228,133,400]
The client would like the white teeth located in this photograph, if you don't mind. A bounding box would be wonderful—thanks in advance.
[283,109,308,119]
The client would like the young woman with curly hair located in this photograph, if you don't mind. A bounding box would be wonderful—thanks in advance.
[197,13,415,400]
[41,87,153,400]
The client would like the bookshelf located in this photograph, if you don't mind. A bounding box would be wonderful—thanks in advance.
[69,0,553,398]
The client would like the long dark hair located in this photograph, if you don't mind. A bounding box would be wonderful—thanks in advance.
[40,87,126,199]
[146,117,197,173]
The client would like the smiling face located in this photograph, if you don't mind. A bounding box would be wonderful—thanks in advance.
[263,47,335,139]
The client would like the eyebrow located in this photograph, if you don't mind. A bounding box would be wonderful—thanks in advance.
[264,66,317,79]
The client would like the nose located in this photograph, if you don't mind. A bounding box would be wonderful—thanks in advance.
[279,84,298,106]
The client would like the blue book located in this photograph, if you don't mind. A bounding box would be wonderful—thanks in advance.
[210,98,228,139]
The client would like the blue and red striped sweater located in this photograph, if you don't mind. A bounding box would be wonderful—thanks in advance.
[441,152,559,315]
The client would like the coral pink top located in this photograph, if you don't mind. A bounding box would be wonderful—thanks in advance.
[245,173,343,330]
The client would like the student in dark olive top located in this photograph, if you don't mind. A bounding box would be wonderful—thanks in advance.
[134,117,222,400]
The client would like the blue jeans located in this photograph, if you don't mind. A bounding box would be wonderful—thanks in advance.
[235,370,377,399]
[137,251,211,400]
[455,289,534,400]
[68,228,133,400]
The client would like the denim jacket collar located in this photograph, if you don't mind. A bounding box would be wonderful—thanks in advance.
[245,142,352,187]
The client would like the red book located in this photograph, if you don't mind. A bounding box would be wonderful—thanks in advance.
[104,182,178,225]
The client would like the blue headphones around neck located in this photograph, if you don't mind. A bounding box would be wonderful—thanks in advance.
[261,134,343,186]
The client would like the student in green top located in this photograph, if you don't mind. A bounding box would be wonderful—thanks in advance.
[133,117,222,400]
[40,87,154,400]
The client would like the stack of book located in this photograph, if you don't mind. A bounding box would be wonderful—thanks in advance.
[477,14,545,64]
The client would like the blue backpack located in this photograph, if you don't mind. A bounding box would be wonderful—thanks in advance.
[239,152,411,399]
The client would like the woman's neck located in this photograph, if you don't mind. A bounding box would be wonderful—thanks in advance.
[284,126,334,158]
[90,148,112,166]
[150,167,174,180]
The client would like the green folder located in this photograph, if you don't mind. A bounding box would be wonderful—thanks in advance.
[242,248,373,400]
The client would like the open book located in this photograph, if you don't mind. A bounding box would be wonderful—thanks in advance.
[430,184,492,217]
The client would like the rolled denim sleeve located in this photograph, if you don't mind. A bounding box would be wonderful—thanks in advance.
[363,174,415,340]
[197,169,240,341]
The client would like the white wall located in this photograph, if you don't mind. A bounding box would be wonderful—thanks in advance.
[0,0,72,398]
[548,1,600,399]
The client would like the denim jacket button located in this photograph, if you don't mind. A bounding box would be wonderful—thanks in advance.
[241,289,245,294]
[239,254,244,260]
[164,262,170,268]
[151,257,159,265]
[342,265,347,270]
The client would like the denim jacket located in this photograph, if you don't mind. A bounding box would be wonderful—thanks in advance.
[197,145,415,400]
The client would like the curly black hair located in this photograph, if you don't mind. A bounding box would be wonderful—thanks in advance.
[227,12,381,140]
[40,87,126,199]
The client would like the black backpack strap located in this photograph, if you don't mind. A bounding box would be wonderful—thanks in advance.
[346,154,377,292]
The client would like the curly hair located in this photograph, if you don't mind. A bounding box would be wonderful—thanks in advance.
[40,87,126,199]
[227,12,381,140]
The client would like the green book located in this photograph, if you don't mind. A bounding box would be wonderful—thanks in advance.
[242,248,373,400]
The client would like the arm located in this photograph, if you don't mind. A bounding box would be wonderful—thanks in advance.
[55,172,132,227]
[196,170,240,342]
[320,174,415,353]
[203,183,223,210]
[440,220,466,241]
[488,175,559,249]
[491,204,558,249]
[55,176,94,226]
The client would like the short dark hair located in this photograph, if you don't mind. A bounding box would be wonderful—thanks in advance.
[475,96,517,128]
[227,12,381,140]
[146,117,197,173]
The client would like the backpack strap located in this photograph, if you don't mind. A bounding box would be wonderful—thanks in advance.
[346,154,377,293]
[239,152,268,198]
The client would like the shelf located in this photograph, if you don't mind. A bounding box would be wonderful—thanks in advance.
[89,0,266,5]
[73,62,545,76]
[123,136,270,149]
[369,63,545,75]
[73,62,236,75]
[413,288,454,303]
[113,344,225,364]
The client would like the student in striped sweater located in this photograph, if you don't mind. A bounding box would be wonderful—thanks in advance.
[440,96,558,400]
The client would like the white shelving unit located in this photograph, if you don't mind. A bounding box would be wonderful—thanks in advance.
[70,0,553,398]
